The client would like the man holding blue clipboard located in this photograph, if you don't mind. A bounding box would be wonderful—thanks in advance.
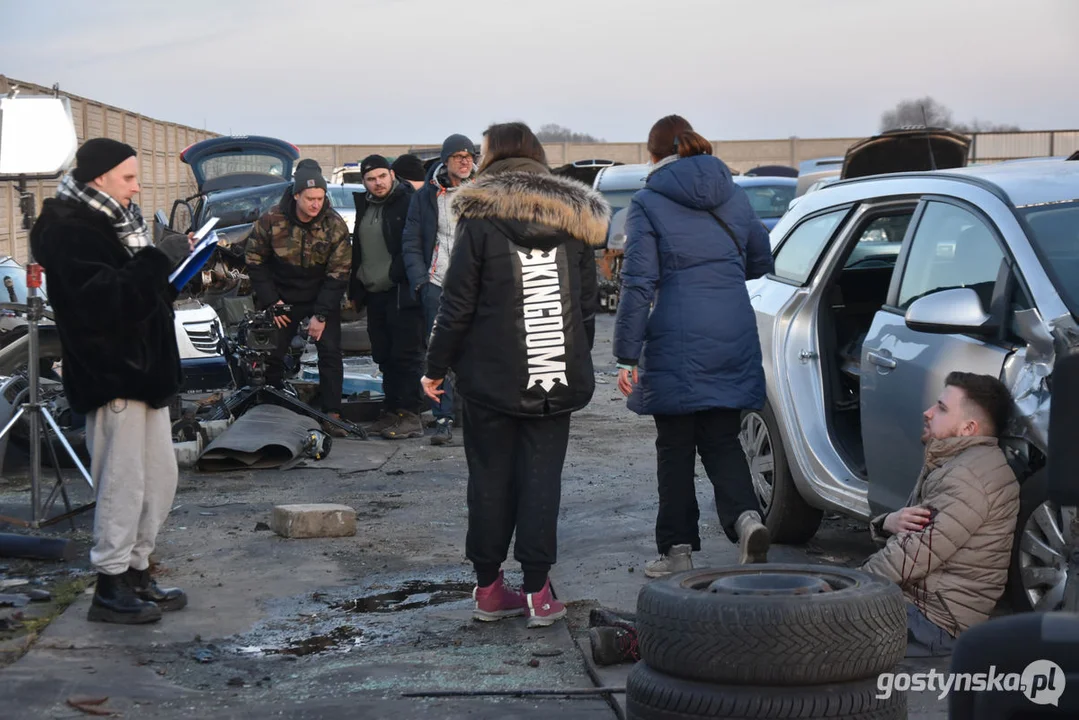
[29,138,189,626]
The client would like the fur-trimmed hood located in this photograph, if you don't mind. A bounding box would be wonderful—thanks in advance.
[451,170,611,247]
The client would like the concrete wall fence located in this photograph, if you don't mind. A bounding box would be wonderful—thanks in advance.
[3,75,1079,263]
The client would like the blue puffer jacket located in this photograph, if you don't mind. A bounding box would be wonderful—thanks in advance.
[613,154,775,416]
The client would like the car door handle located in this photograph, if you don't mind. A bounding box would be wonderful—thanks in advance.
[866,351,897,369]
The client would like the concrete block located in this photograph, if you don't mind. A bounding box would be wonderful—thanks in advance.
[271,504,357,539]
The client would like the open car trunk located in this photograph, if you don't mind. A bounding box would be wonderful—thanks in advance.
[841,127,971,179]
[181,136,300,193]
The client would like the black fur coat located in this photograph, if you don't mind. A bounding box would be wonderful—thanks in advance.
[29,197,182,414]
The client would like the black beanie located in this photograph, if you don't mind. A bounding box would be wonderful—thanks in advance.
[391,154,426,182]
[292,159,327,194]
[360,154,391,179]
[72,138,137,183]
[441,134,476,164]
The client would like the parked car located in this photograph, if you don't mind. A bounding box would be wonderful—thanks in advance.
[590,164,799,309]
[330,163,365,185]
[167,136,300,317]
[734,175,797,231]
[326,183,366,235]
[740,157,1079,614]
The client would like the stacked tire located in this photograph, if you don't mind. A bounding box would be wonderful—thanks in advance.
[627,564,909,719]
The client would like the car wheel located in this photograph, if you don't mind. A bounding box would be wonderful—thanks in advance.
[740,402,823,544]
[635,564,907,686]
[1008,469,1067,612]
[626,663,907,720]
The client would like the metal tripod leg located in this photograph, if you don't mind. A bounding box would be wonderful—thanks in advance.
[0,403,95,529]
[38,413,82,531]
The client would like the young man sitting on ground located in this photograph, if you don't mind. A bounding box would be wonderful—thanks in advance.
[860,371,1021,657]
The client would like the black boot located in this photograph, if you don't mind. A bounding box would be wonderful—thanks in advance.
[87,572,162,624]
[589,626,641,666]
[126,567,188,611]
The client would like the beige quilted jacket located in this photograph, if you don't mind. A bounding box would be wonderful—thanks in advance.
[860,436,1020,636]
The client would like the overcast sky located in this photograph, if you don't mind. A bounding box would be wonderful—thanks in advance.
[3,0,1077,145]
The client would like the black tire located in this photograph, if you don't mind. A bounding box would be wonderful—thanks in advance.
[740,402,823,544]
[626,662,908,720]
[636,564,906,686]
[1007,469,1066,613]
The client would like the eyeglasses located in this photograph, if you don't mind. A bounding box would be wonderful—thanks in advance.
[448,152,475,163]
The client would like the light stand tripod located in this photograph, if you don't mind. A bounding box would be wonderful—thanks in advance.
[0,176,95,530]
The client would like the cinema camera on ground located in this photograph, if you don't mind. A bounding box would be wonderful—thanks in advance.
[227,303,295,388]
[205,301,366,439]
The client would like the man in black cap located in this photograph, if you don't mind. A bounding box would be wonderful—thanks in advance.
[348,155,425,439]
[401,134,477,445]
[30,137,188,625]
[245,159,351,436]
[391,154,427,191]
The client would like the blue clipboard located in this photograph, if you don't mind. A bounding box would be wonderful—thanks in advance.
[169,217,220,291]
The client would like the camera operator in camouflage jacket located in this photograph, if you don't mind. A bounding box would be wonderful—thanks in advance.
[245,159,351,436]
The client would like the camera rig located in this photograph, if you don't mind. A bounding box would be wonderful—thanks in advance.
[200,304,367,439]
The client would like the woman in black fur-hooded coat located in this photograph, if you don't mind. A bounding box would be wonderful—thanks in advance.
[421,122,610,628]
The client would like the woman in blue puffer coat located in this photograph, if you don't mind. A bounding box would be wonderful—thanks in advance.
[613,115,775,577]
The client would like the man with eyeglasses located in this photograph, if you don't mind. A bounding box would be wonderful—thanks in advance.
[402,133,478,445]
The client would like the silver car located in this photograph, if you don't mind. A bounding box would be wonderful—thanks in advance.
[741,158,1079,613]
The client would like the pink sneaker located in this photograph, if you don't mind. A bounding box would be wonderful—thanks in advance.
[525,579,566,628]
[472,571,527,621]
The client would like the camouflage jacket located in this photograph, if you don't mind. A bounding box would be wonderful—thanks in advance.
[245,191,351,316]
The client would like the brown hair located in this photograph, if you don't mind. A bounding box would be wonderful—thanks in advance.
[945,371,1014,437]
[647,115,713,160]
[477,122,548,174]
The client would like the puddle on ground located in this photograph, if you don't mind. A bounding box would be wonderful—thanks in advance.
[330,580,473,614]
[264,624,363,657]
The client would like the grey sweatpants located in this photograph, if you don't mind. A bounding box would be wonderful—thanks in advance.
[85,399,178,576]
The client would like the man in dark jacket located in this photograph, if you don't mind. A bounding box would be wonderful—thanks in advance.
[245,159,351,436]
[391,154,427,191]
[29,138,187,625]
[401,134,477,444]
[348,155,425,439]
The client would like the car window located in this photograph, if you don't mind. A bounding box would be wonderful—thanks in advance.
[843,213,912,269]
[772,209,848,285]
[897,201,1004,311]
[743,185,797,219]
[327,187,353,208]
[203,185,286,228]
[1019,200,1079,319]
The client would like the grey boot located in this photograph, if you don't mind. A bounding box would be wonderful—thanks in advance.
[644,544,693,578]
[736,510,770,564]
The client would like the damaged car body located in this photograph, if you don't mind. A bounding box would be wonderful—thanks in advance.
[741,156,1079,615]
[165,135,300,321]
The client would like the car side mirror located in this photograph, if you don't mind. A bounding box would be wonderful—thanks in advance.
[904,287,998,335]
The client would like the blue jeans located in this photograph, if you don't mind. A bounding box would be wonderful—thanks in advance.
[421,282,455,420]
[905,602,957,657]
